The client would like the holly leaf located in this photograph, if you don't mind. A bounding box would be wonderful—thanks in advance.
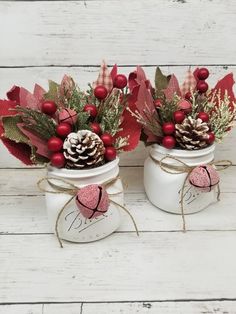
[60,75,75,100]
[0,99,17,117]
[155,67,170,92]
[163,74,181,100]
[2,116,29,143]
[17,123,50,159]
[7,86,20,103]
[34,84,46,106]
[44,80,60,102]
[0,136,33,165]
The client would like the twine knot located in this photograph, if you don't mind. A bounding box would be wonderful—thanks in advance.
[38,176,139,247]
[150,154,232,231]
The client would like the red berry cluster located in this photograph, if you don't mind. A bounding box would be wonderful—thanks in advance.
[161,111,215,150]
[40,100,69,167]
[160,68,215,150]
[196,67,209,94]
[89,73,128,162]
[85,104,117,162]
[161,111,185,149]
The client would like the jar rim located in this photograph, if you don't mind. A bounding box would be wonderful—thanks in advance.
[47,157,120,178]
[151,143,215,158]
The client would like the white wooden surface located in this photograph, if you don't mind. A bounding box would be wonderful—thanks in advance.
[1,1,236,313]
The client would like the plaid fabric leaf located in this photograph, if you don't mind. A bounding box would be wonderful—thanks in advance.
[93,61,113,92]
[180,70,197,96]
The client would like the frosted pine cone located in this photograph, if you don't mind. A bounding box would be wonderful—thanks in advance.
[63,130,105,169]
[175,117,209,150]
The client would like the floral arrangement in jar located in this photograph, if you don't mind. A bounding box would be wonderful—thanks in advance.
[128,66,235,225]
[0,62,140,245]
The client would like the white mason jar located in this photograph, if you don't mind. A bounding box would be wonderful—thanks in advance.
[45,158,123,243]
[144,144,217,214]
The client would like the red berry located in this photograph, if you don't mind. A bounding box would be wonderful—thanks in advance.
[100,133,113,146]
[207,132,215,144]
[105,146,117,161]
[197,68,209,80]
[47,137,63,152]
[197,111,209,123]
[94,85,108,100]
[162,136,176,149]
[185,92,192,101]
[162,122,175,135]
[196,81,208,94]
[113,74,128,89]
[51,152,66,168]
[154,98,162,108]
[84,104,98,118]
[41,100,57,115]
[90,122,101,135]
[56,123,72,138]
[173,110,185,124]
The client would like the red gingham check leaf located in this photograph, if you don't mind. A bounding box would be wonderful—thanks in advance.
[180,70,197,97]
[93,61,113,92]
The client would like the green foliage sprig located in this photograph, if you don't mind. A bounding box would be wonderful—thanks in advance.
[203,91,236,141]
[15,107,56,140]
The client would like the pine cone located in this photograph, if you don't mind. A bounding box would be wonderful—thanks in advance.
[63,130,105,169]
[175,117,209,150]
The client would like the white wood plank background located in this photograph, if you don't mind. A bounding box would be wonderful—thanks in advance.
[0,0,235,66]
[1,0,236,313]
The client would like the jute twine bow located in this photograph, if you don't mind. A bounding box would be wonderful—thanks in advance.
[150,155,232,231]
[38,175,139,248]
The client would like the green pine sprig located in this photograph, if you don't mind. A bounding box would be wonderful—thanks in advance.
[98,90,124,136]
[203,91,236,141]
[15,106,56,140]
[158,95,180,123]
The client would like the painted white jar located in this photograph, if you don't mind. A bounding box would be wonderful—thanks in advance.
[144,144,217,214]
[45,158,123,243]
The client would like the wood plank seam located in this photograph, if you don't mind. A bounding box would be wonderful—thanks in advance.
[2,298,236,305]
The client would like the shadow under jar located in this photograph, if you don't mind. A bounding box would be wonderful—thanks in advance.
[45,158,123,243]
[144,144,217,214]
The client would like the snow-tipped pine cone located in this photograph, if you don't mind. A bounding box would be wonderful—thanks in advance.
[175,116,209,150]
[63,130,105,169]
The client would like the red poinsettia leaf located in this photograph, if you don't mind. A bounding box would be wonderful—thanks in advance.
[212,73,236,103]
[136,80,155,114]
[110,64,118,82]
[19,87,39,110]
[0,99,17,117]
[136,66,147,83]
[163,74,181,100]
[34,84,46,100]
[115,98,141,151]
[128,71,138,92]
[17,124,50,158]
[0,123,32,165]
[6,86,20,103]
